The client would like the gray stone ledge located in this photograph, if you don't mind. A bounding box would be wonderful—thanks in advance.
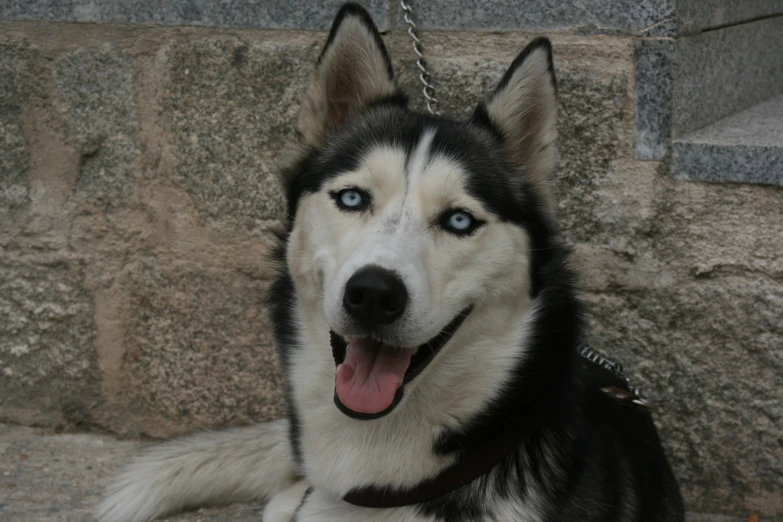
[678,0,783,35]
[672,15,783,137]
[0,0,678,35]
[396,0,675,35]
[673,94,783,185]
[634,38,674,160]
[3,0,781,36]
[0,0,390,30]
[0,45,30,212]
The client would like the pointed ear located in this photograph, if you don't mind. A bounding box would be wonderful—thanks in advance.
[473,38,558,212]
[297,4,400,147]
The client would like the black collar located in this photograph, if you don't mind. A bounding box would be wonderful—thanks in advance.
[342,421,533,508]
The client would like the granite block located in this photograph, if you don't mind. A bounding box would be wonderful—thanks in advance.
[678,0,783,35]
[0,0,390,30]
[0,0,75,21]
[54,49,140,207]
[673,94,783,185]
[593,172,783,516]
[55,50,136,154]
[672,16,783,137]
[634,38,674,160]
[395,0,675,35]
[585,277,783,517]
[0,261,100,428]
[0,45,30,213]
[162,36,318,229]
[119,259,285,436]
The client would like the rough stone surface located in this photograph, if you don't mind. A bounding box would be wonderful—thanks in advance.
[673,94,783,185]
[634,38,673,160]
[586,281,783,518]
[654,177,783,282]
[0,44,30,213]
[0,260,100,429]
[0,0,390,31]
[0,423,265,521]
[54,49,140,207]
[672,16,783,137]
[395,0,675,35]
[579,174,783,519]
[115,259,285,437]
[678,0,783,35]
[162,36,318,230]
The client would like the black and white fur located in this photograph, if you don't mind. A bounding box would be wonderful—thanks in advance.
[97,4,684,521]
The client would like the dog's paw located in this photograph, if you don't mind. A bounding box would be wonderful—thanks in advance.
[263,481,310,522]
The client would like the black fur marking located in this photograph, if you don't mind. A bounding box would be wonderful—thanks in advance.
[267,233,304,467]
[317,3,395,81]
[290,486,313,522]
[493,37,557,97]
[404,307,472,384]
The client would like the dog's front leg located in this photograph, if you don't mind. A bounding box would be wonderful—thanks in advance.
[294,488,434,522]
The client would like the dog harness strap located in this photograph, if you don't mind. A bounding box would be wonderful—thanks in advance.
[342,425,531,508]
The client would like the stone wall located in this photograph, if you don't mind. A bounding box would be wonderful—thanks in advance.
[0,1,781,520]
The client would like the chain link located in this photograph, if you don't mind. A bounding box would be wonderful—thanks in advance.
[577,344,650,408]
[400,0,441,115]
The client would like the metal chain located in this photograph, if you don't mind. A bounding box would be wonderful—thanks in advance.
[577,344,650,408]
[400,0,441,115]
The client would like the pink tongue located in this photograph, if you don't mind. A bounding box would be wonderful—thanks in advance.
[335,338,413,415]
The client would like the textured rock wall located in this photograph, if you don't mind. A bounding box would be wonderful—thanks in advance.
[0,16,780,522]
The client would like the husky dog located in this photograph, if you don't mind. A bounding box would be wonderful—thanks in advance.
[97,4,684,521]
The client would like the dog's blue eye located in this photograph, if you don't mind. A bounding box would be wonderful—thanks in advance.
[443,210,476,234]
[340,190,363,207]
[332,188,370,211]
[447,212,472,230]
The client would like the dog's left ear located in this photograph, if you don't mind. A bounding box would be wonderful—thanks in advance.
[297,4,399,148]
[473,38,558,212]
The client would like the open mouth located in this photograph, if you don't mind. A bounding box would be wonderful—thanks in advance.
[330,307,472,420]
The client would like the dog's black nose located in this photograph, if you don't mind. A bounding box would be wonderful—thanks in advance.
[343,266,408,327]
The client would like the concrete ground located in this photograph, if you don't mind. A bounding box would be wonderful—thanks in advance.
[0,424,261,522]
[0,423,758,522]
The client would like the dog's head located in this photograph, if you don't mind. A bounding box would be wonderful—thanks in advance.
[280,4,558,420]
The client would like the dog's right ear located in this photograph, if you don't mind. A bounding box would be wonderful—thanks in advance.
[473,38,558,215]
[297,4,399,148]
